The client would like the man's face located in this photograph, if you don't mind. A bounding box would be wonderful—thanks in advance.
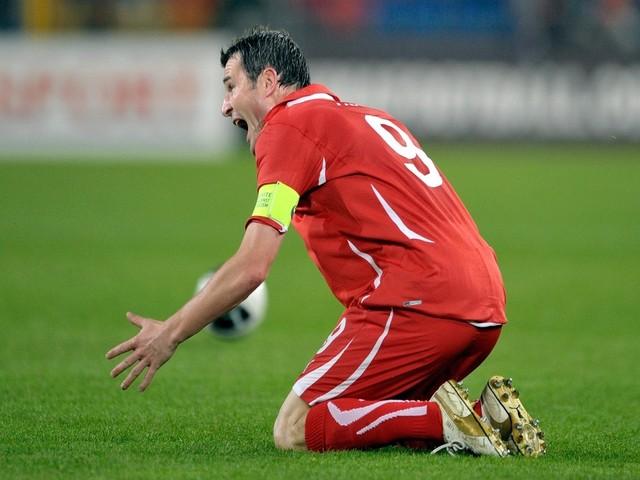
[221,54,268,155]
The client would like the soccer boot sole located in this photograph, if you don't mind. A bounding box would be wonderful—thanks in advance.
[483,376,546,457]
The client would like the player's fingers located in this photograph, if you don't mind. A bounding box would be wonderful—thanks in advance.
[138,365,158,392]
[110,351,141,378]
[105,338,136,360]
[120,358,149,390]
[126,311,145,328]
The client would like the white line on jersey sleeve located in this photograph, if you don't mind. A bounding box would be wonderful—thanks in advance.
[370,184,434,243]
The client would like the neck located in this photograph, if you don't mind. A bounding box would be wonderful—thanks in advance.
[271,84,301,106]
[260,84,304,126]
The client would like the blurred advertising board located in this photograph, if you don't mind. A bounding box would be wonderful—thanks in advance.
[2,33,638,158]
[0,34,236,157]
[313,61,640,141]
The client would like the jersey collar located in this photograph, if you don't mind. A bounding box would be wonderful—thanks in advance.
[263,84,340,124]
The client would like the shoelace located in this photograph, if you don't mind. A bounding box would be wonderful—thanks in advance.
[430,440,466,456]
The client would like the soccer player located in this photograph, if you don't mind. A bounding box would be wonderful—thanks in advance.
[106,27,544,457]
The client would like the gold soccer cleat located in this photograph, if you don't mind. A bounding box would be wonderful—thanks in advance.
[479,376,546,457]
[431,380,510,457]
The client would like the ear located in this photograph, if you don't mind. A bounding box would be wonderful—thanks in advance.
[259,67,280,96]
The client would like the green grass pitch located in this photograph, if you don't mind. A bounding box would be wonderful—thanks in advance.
[1,144,639,479]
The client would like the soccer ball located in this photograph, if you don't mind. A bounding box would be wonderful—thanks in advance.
[194,270,268,339]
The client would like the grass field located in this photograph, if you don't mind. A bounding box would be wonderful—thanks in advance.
[1,144,639,479]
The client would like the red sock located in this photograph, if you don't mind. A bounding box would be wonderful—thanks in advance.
[473,399,483,417]
[305,398,443,451]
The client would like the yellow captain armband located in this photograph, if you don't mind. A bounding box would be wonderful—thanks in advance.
[252,182,300,232]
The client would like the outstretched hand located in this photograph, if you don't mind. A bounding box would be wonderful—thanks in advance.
[106,312,178,392]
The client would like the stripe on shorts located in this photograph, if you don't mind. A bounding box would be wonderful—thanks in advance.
[308,309,394,406]
[317,317,346,355]
[293,340,353,397]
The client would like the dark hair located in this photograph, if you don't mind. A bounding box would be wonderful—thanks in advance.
[220,26,311,89]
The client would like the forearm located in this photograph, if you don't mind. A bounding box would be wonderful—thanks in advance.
[163,222,283,346]
[165,255,263,345]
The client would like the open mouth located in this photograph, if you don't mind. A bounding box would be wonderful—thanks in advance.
[233,118,249,131]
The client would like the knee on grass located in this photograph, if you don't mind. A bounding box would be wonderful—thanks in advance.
[273,415,307,451]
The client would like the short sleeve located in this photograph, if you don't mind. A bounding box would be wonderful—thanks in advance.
[254,122,322,197]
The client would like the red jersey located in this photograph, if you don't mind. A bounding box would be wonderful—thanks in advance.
[250,85,506,324]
